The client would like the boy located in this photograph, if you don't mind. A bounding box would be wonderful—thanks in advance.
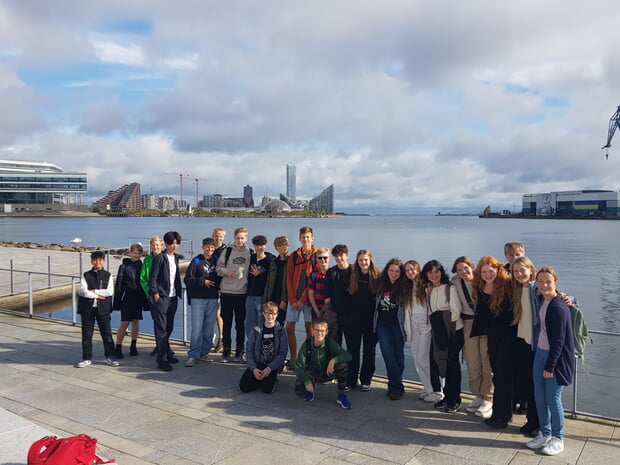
[294,318,353,409]
[184,237,220,367]
[148,231,182,371]
[245,235,274,338]
[263,235,290,325]
[324,244,352,346]
[212,227,227,353]
[216,227,251,362]
[285,226,317,368]
[75,251,118,368]
[504,242,525,273]
[140,235,164,356]
[307,247,330,320]
[239,301,288,393]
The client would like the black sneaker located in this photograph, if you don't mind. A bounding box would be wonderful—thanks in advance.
[445,402,461,413]
[222,348,231,363]
[158,362,173,372]
[434,399,447,410]
[233,348,244,363]
[168,356,179,364]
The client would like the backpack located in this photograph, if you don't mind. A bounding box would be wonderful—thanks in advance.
[568,298,590,363]
[28,434,114,465]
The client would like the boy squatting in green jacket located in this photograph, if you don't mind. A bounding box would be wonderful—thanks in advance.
[294,318,353,409]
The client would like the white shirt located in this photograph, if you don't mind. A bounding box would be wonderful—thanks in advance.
[166,253,177,297]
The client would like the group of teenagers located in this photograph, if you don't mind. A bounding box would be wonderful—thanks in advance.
[75,226,576,457]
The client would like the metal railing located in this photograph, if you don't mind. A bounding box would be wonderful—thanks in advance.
[1,268,618,422]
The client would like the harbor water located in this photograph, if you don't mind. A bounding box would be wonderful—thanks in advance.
[1,215,619,418]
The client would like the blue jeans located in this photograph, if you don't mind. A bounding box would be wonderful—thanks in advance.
[188,298,218,358]
[376,323,405,393]
[533,349,565,439]
[245,295,264,339]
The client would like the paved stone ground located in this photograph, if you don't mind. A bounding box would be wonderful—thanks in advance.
[0,312,618,465]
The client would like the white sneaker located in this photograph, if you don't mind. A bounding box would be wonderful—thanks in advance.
[185,357,197,367]
[527,432,551,450]
[105,358,120,367]
[475,400,493,419]
[418,390,430,399]
[75,360,91,368]
[465,397,483,413]
[423,392,444,403]
[541,436,564,455]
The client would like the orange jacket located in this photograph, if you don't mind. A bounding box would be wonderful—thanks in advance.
[286,246,317,305]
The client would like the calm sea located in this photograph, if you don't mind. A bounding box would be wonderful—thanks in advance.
[1,215,619,417]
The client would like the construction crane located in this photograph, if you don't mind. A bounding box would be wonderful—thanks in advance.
[187,177,208,207]
[602,105,620,160]
[162,172,189,205]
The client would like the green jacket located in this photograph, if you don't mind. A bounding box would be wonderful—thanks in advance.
[139,254,154,297]
[262,253,289,304]
[295,337,352,387]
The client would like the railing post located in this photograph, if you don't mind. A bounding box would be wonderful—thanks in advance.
[72,277,78,324]
[28,272,33,317]
[10,259,14,295]
[48,255,51,288]
[79,251,83,277]
[571,357,578,419]
[182,288,189,343]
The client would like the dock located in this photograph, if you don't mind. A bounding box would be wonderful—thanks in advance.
[0,311,618,465]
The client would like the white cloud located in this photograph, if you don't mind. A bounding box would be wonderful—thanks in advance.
[90,38,145,66]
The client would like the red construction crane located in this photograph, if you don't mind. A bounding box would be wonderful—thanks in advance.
[187,177,208,207]
[162,172,189,205]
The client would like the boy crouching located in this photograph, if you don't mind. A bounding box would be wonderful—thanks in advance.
[294,318,353,409]
[239,302,288,393]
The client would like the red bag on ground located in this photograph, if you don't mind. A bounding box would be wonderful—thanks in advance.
[27,434,115,465]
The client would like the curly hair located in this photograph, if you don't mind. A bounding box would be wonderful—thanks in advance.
[472,255,511,316]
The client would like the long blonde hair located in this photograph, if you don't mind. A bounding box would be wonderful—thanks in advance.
[348,250,380,294]
[511,256,536,325]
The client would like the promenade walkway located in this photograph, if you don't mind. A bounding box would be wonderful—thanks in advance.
[0,311,617,465]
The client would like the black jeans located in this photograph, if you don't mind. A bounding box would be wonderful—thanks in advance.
[341,316,377,387]
[239,363,279,393]
[151,295,178,363]
[443,328,464,405]
[80,307,115,360]
[220,293,247,351]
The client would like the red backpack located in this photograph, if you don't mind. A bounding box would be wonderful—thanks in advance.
[27,434,115,465]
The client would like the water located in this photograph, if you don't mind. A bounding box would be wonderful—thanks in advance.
[1,215,619,418]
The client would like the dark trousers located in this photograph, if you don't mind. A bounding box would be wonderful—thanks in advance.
[341,316,377,387]
[220,293,246,350]
[239,363,279,393]
[489,335,517,422]
[152,295,178,363]
[516,337,539,427]
[80,307,115,360]
[429,344,442,392]
[444,328,464,404]
[294,362,349,394]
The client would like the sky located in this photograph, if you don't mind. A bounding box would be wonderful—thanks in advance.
[0,1,619,214]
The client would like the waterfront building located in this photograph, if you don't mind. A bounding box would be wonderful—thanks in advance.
[158,196,175,211]
[522,190,620,217]
[243,184,254,207]
[93,183,141,210]
[0,159,87,210]
[308,184,334,213]
[261,199,292,213]
[141,194,158,210]
[286,163,296,203]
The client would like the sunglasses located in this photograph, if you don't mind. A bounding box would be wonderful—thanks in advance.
[317,256,329,260]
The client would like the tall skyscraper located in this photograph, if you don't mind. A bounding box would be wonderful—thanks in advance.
[286,163,296,203]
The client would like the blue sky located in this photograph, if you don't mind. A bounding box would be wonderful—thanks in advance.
[0,0,618,213]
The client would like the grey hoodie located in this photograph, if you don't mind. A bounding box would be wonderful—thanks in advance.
[216,243,251,294]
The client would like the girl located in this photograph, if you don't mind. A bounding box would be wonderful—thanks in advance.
[526,267,575,456]
[403,260,437,402]
[452,256,493,417]
[114,243,148,358]
[417,260,463,413]
[372,258,406,400]
[511,256,540,436]
[139,236,164,356]
[472,256,515,429]
[346,250,380,391]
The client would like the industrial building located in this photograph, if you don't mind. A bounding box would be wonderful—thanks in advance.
[0,159,87,212]
[522,190,620,217]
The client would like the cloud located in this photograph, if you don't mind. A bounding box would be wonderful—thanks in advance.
[0,1,619,212]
